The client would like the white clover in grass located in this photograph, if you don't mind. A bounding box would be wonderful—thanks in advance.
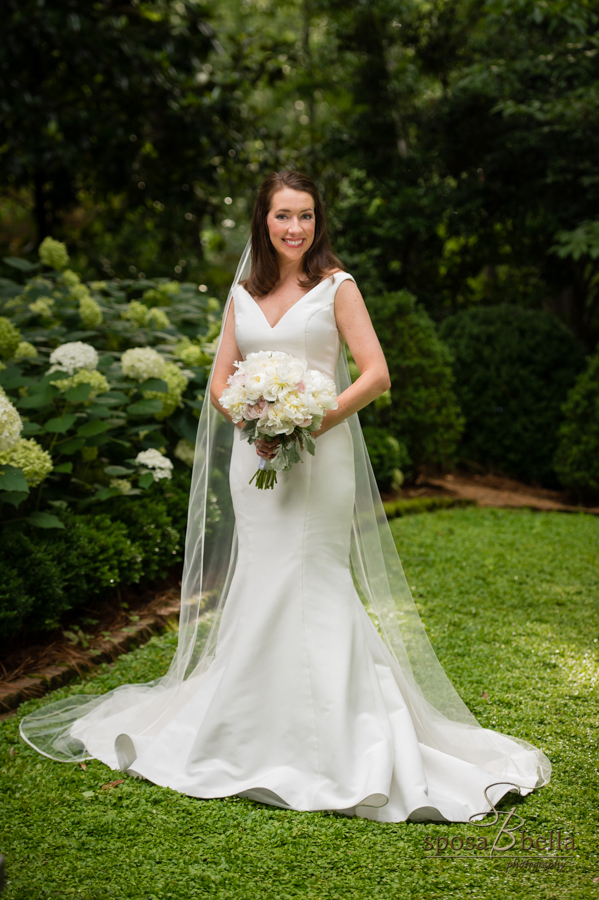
[79,294,103,328]
[39,236,69,270]
[143,362,188,419]
[174,438,195,467]
[122,301,149,328]
[0,317,22,359]
[0,437,53,486]
[14,341,38,360]
[121,347,166,382]
[146,307,170,329]
[29,297,55,318]
[53,368,109,398]
[49,341,99,375]
[135,448,173,481]
[0,391,23,451]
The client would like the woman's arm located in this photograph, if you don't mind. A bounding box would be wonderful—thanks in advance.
[314,279,391,437]
[209,300,244,428]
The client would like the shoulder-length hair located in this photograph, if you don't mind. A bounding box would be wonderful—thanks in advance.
[243,171,343,298]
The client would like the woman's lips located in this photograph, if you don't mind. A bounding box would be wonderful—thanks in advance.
[282,238,305,247]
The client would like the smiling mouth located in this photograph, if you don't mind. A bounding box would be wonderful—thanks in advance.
[282,238,305,247]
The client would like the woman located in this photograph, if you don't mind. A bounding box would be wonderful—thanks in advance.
[21,172,550,822]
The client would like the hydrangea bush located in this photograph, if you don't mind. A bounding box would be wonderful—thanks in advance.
[0,240,220,528]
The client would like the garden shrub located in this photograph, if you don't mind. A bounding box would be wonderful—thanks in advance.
[0,514,144,640]
[554,352,599,500]
[106,495,181,582]
[362,425,410,492]
[440,305,584,486]
[363,290,464,476]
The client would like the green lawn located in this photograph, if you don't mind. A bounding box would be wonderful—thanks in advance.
[1,508,598,900]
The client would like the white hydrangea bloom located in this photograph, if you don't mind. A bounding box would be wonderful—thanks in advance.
[0,437,53,486]
[0,390,23,451]
[39,236,69,270]
[121,347,166,382]
[49,341,99,375]
[174,438,195,467]
[109,478,133,493]
[14,341,38,360]
[135,448,173,481]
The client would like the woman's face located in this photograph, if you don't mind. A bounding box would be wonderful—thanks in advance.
[266,188,316,265]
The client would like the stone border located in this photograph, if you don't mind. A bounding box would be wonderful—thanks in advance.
[0,600,180,717]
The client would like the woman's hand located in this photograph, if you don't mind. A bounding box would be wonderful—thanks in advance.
[255,436,280,460]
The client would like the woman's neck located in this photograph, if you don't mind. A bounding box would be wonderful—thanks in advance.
[276,256,305,286]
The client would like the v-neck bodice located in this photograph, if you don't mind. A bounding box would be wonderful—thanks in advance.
[233,272,355,380]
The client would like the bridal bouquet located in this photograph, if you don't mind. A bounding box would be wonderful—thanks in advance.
[219,350,338,489]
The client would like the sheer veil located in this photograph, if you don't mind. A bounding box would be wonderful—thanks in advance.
[21,237,551,797]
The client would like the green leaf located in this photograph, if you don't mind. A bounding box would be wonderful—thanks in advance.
[3,256,41,272]
[25,512,65,529]
[64,383,93,403]
[0,490,29,508]
[77,420,113,437]
[139,378,169,392]
[0,464,29,493]
[53,462,73,474]
[85,404,113,418]
[94,487,122,501]
[104,465,133,476]
[138,473,155,489]
[45,413,77,433]
[20,421,43,436]
[0,371,33,390]
[58,437,86,454]
[127,399,164,416]
[17,386,58,409]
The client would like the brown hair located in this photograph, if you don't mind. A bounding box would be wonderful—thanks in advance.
[243,171,343,298]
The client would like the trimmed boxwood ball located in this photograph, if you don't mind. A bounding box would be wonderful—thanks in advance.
[440,305,585,486]
[554,352,599,500]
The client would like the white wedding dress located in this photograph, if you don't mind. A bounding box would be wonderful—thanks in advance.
[23,272,550,822]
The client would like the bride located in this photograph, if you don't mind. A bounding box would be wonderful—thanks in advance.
[21,171,550,822]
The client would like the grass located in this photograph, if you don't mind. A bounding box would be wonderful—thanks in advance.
[1,507,598,900]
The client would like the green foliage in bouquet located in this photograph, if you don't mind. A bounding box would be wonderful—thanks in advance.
[554,352,599,501]
[362,290,464,480]
[440,305,585,486]
[0,240,221,527]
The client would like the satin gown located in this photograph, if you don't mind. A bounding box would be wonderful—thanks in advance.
[69,272,543,822]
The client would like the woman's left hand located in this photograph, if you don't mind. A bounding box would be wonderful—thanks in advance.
[255,436,280,460]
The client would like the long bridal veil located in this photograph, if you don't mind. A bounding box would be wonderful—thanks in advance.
[21,239,550,797]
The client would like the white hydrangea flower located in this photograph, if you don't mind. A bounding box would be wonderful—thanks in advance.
[121,347,166,382]
[79,294,103,328]
[146,307,170,329]
[135,448,173,481]
[53,368,109,398]
[28,297,55,318]
[174,438,195,467]
[39,236,69,270]
[0,390,23,451]
[142,362,188,419]
[109,478,133,493]
[0,437,53,486]
[14,341,38,360]
[49,341,99,375]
